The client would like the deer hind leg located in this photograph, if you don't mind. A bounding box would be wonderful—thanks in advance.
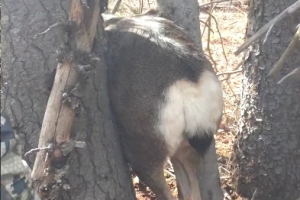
[133,163,175,200]
[131,159,175,200]
[171,139,202,200]
[123,136,175,200]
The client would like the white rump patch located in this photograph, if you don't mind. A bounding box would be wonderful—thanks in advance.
[157,70,223,156]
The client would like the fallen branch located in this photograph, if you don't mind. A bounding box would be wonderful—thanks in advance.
[31,0,101,199]
[235,0,300,55]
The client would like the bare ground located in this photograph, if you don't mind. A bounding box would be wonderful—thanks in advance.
[107,0,249,199]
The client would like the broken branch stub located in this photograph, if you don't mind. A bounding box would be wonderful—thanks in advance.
[31,0,101,199]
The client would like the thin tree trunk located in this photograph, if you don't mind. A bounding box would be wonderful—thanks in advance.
[232,0,300,199]
[1,0,135,199]
[156,0,202,50]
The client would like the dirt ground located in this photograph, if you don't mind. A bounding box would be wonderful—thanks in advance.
[107,0,249,199]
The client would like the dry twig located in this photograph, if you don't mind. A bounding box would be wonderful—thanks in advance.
[164,169,175,178]
[111,0,122,14]
[206,3,218,70]
[139,0,144,14]
[250,188,258,200]
[33,22,64,39]
[24,144,55,157]
[217,69,242,76]
[200,6,228,65]
[200,0,239,9]
[222,188,232,200]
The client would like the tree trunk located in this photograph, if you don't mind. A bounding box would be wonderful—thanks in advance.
[1,0,135,199]
[156,0,202,49]
[156,1,223,200]
[232,0,300,199]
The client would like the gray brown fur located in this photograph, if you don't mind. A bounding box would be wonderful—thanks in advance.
[103,12,223,200]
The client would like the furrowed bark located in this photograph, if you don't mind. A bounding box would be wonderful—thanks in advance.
[232,0,300,199]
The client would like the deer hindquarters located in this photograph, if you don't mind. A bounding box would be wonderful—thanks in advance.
[157,70,223,156]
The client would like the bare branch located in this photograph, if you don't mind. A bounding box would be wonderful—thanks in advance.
[24,144,55,157]
[200,19,216,35]
[200,4,228,64]
[33,22,64,39]
[222,188,232,200]
[250,188,258,200]
[139,0,144,14]
[277,67,300,85]
[235,0,300,55]
[200,0,239,8]
[268,25,300,77]
[263,23,275,44]
[217,69,242,76]
[219,60,244,81]
[206,4,217,70]
[111,0,122,14]
[164,169,175,178]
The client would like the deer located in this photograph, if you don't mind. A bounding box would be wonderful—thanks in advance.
[103,10,224,200]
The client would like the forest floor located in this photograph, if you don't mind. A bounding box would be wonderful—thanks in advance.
[108,0,249,199]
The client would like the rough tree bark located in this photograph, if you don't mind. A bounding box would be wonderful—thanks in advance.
[156,1,223,200]
[156,0,202,50]
[233,0,300,199]
[1,0,135,199]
